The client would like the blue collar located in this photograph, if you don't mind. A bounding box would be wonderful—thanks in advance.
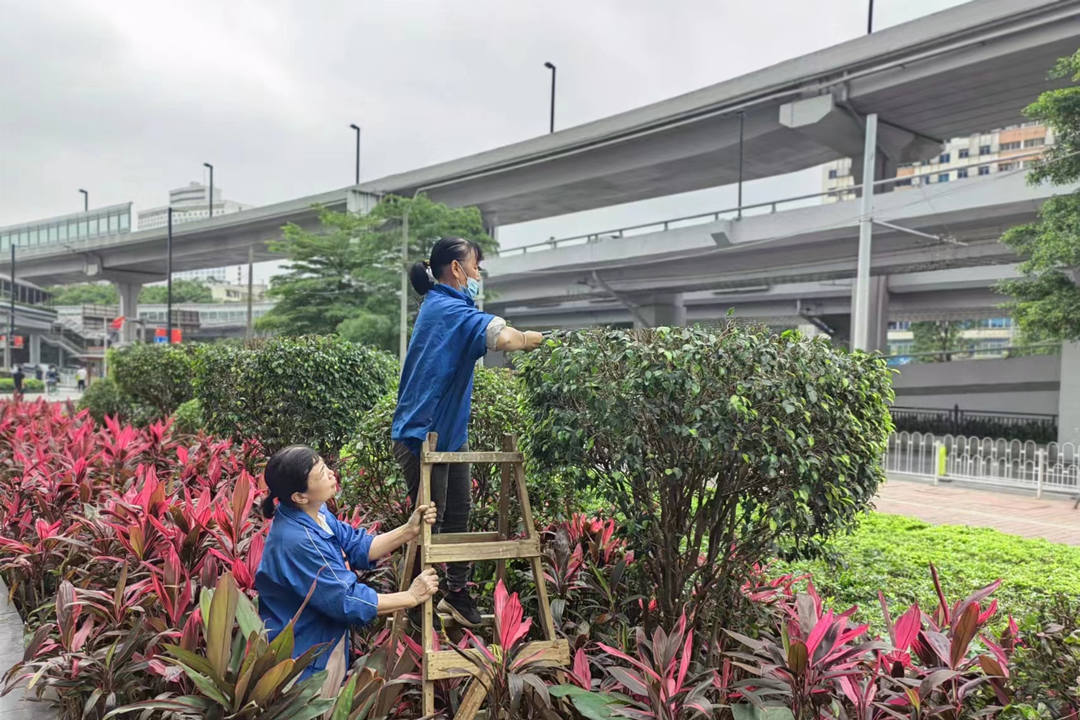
[277,503,333,537]
[433,283,475,307]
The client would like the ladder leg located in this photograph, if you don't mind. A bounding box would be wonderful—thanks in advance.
[497,436,514,587]
[511,442,558,640]
[421,433,437,718]
[454,676,489,720]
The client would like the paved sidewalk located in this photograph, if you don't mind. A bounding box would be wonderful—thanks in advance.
[0,579,55,719]
[878,474,1080,545]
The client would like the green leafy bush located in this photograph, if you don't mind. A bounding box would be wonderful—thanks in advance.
[170,398,205,435]
[110,344,195,417]
[515,325,894,630]
[0,377,44,392]
[339,366,581,530]
[77,377,133,424]
[193,336,395,460]
[774,513,1080,633]
[1004,594,1080,718]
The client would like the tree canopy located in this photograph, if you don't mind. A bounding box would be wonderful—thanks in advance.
[999,49,1080,342]
[256,194,494,352]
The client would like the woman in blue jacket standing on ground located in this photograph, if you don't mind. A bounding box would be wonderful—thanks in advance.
[391,236,546,631]
[255,445,440,696]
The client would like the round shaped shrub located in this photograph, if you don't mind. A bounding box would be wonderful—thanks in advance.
[193,336,395,460]
[515,325,895,628]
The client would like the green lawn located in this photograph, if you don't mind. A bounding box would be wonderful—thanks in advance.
[774,513,1080,631]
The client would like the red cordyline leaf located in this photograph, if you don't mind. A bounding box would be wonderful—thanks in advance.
[493,580,531,650]
[569,647,592,689]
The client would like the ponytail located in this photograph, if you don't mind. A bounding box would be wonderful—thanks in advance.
[409,260,437,295]
[261,495,276,519]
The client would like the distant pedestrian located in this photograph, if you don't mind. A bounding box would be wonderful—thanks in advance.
[76,367,87,392]
[46,366,58,395]
[12,366,23,395]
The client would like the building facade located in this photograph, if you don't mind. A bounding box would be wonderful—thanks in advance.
[822,122,1054,201]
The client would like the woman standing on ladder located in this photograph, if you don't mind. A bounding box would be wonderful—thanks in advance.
[392,236,547,632]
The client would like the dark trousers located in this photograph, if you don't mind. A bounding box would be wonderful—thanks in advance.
[393,441,472,591]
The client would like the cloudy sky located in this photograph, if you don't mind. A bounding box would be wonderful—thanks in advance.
[0,0,968,282]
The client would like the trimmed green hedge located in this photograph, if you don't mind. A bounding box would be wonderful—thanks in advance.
[110,344,195,416]
[774,512,1080,631]
[0,378,45,393]
[193,336,395,460]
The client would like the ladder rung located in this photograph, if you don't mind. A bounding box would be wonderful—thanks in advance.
[431,532,502,545]
[425,640,569,680]
[439,612,495,627]
[426,538,540,564]
[423,451,524,464]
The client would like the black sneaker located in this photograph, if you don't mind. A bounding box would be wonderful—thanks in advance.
[438,589,483,628]
[407,605,443,635]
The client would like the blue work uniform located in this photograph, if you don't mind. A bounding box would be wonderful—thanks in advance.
[392,283,495,453]
[255,503,379,679]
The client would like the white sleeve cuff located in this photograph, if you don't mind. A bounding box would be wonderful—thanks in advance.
[485,316,507,350]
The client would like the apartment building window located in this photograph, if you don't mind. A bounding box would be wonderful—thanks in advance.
[999,161,1018,172]
[1000,141,1021,151]
[979,145,991,155]
[1024,137,1045,148]
[938,173,950,183]
[978,165,990,176]
[957,168,968,179]
[939,152,950,163]
[828,169,838,179]
[958,148,969,159]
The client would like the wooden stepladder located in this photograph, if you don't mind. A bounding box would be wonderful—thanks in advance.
[388,433,569,720]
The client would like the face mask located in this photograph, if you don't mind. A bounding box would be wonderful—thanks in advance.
[465,276,481,299]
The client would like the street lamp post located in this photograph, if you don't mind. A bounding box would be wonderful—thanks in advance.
[78,189,88,213]
[544,62,556,134]
[868,0,874,34]
[166,207,173,342]
[349,124,361,184]
[5,245,13,371]
[203,163,214,218]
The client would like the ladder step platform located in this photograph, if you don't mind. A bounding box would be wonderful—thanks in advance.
[425,639,570,681]
[426,537,540,564]
[424,451,524,464]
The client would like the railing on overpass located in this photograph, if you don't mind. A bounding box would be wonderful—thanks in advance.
[891,405,1058,444]
[496,150,1050,257]
[886,431,1078,499]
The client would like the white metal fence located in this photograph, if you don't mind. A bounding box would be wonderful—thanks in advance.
[886,431,1080,498]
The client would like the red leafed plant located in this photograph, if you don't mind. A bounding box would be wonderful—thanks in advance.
[592,613,716,720]
[0,400,282,719]
[450,580,564,719]
[726,581,882,719]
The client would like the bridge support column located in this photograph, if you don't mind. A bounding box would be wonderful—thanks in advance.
[1059,342,1080,447]
[850,275,889,353]
[633,293,685,328]
[28,334,41,365]
[115,281,141,344]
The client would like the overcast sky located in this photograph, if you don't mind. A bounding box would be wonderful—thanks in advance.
[0,0,969,282]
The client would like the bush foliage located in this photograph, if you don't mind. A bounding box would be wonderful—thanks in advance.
[110,343,196,417]
[340,366,582,531]
[0,377,45,393]
[516,325,895,630]
[192,335,396,460]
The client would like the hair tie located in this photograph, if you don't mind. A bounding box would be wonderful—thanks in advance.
[424,260,436,284]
